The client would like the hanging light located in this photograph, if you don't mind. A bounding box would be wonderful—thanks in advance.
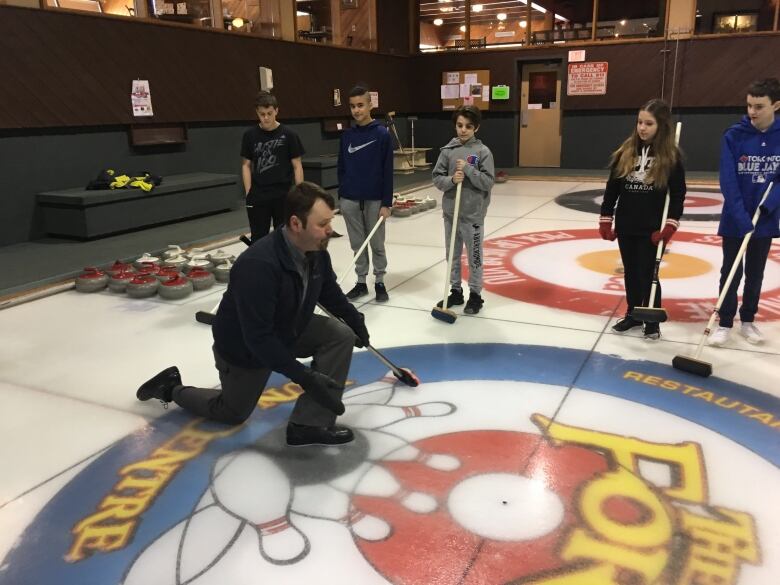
[519,20,527,28]
[472,4,483,11]
[232,17,244,28]
[497,13,507,21]
[460,24,466,32]
[434,18,443,26]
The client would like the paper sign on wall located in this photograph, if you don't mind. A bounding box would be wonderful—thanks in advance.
[131,80,154,117]
[567,62,608,95]
[370,91,379,109]
[568,49,585,62]
[441,85,460,99]
[446,72,460,84]
[464,73,478,85]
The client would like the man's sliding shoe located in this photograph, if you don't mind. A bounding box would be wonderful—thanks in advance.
[137,366,181,406]
[286,423,355,447]
[612,315,642,333]
[707,326,731,347]
[346,283,369,300]
[436,287,464,309]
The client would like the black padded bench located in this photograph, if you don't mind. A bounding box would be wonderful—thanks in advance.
[302,155,339,189]
[37,172,240,239]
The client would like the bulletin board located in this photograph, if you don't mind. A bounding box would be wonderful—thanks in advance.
[441,70,491,111]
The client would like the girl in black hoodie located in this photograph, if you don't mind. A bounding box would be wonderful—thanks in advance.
[599,99,687,340]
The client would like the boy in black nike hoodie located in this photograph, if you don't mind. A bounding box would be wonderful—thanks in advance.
[338,85,394,303]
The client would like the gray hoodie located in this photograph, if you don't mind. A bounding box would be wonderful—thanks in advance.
[432,136,495,222]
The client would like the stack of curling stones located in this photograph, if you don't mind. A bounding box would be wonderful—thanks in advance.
[391,193,436,217]
[74,245,235,300]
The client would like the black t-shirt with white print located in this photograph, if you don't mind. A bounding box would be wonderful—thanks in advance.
[240,124,305,201]
[600,146,686,236]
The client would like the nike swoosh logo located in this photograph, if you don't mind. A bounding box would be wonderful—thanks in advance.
[347,140,376,154]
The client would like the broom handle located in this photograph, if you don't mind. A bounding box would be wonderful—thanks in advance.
[646,122,681,306]
[442,182,463,305]
[337,216,385,285]
[692,180,774,359]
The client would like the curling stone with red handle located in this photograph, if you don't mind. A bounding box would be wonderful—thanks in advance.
[126,274,159,299]
[187,267,216,291]
[105,260,134,277]
[75,267,109,293]
[108,271,135,293]
[158,275,194,300]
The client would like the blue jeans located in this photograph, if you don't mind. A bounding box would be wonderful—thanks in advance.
[717,236,773,327]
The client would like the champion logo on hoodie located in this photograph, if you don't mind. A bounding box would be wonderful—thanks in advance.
[466,154,480,166]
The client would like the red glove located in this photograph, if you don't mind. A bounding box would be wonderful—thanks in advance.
[651,219,679,245]
[598,216,616,241]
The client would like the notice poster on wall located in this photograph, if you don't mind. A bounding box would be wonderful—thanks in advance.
[567,62,608,96]
[131,80,154,117]
[370,91,379,109]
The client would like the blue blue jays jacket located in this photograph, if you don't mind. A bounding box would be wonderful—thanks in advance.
[719,116,780,238]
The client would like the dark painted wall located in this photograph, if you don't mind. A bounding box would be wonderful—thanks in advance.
[560,108,746,172]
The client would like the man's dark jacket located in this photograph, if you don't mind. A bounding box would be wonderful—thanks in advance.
[212,229,361,382]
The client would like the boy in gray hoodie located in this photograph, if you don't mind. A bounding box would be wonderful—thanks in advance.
[432,105,495,314]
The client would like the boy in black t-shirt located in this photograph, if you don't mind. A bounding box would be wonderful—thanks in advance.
[241,91,305,242]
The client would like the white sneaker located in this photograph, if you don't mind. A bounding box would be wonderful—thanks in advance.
[707,326,731,347]
[739,322,764,345]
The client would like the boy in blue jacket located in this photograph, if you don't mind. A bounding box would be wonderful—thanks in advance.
[338,85,394,302]
[709,78,780,347]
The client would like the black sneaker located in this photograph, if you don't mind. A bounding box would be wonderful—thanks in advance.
[136,366,181,405]
[346,282,369,300]
[436,287,464,309]
[375,282,389,302]
[286,423,355,447]
[612,315,642,332]
[644,322,661,340]
[464,292,484,314]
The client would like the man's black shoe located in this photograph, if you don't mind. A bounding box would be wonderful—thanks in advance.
[286,423,355,447]
[137,366,181,403]
[346,283,369,300]
[375,282,389,302]
[436,287,464,309]
[612,315,642,333]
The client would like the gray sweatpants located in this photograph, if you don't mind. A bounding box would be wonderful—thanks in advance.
[443,212,484,294]
[172,315,354,427]
[340,198,387,283]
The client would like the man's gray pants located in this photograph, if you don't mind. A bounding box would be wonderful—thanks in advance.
[340,198,387,283]
[172,315,354,427]
[443,212,484,294]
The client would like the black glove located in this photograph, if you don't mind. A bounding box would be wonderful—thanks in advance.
[298,368,345,415]
[349,312,370,348]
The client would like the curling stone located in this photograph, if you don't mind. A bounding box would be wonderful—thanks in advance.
[133,252,161,269]
[105,260,134,277]
[155,266,181,282]
[214,259,232,283]
[208,249,236,265]
[164,244,185,259]
[158,275,194,300]
[75,267,108,293]
[162,254,188,272]
[423,196,437,210]
[108,271,135,293]
[187,267,216,291]
[126,274,159,299]
[135,262,161,277]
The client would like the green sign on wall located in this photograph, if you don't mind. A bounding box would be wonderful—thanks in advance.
[491,85,510,100]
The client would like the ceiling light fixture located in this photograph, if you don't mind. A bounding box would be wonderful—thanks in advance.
[434,18,443,25]
[497,13,506,21]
